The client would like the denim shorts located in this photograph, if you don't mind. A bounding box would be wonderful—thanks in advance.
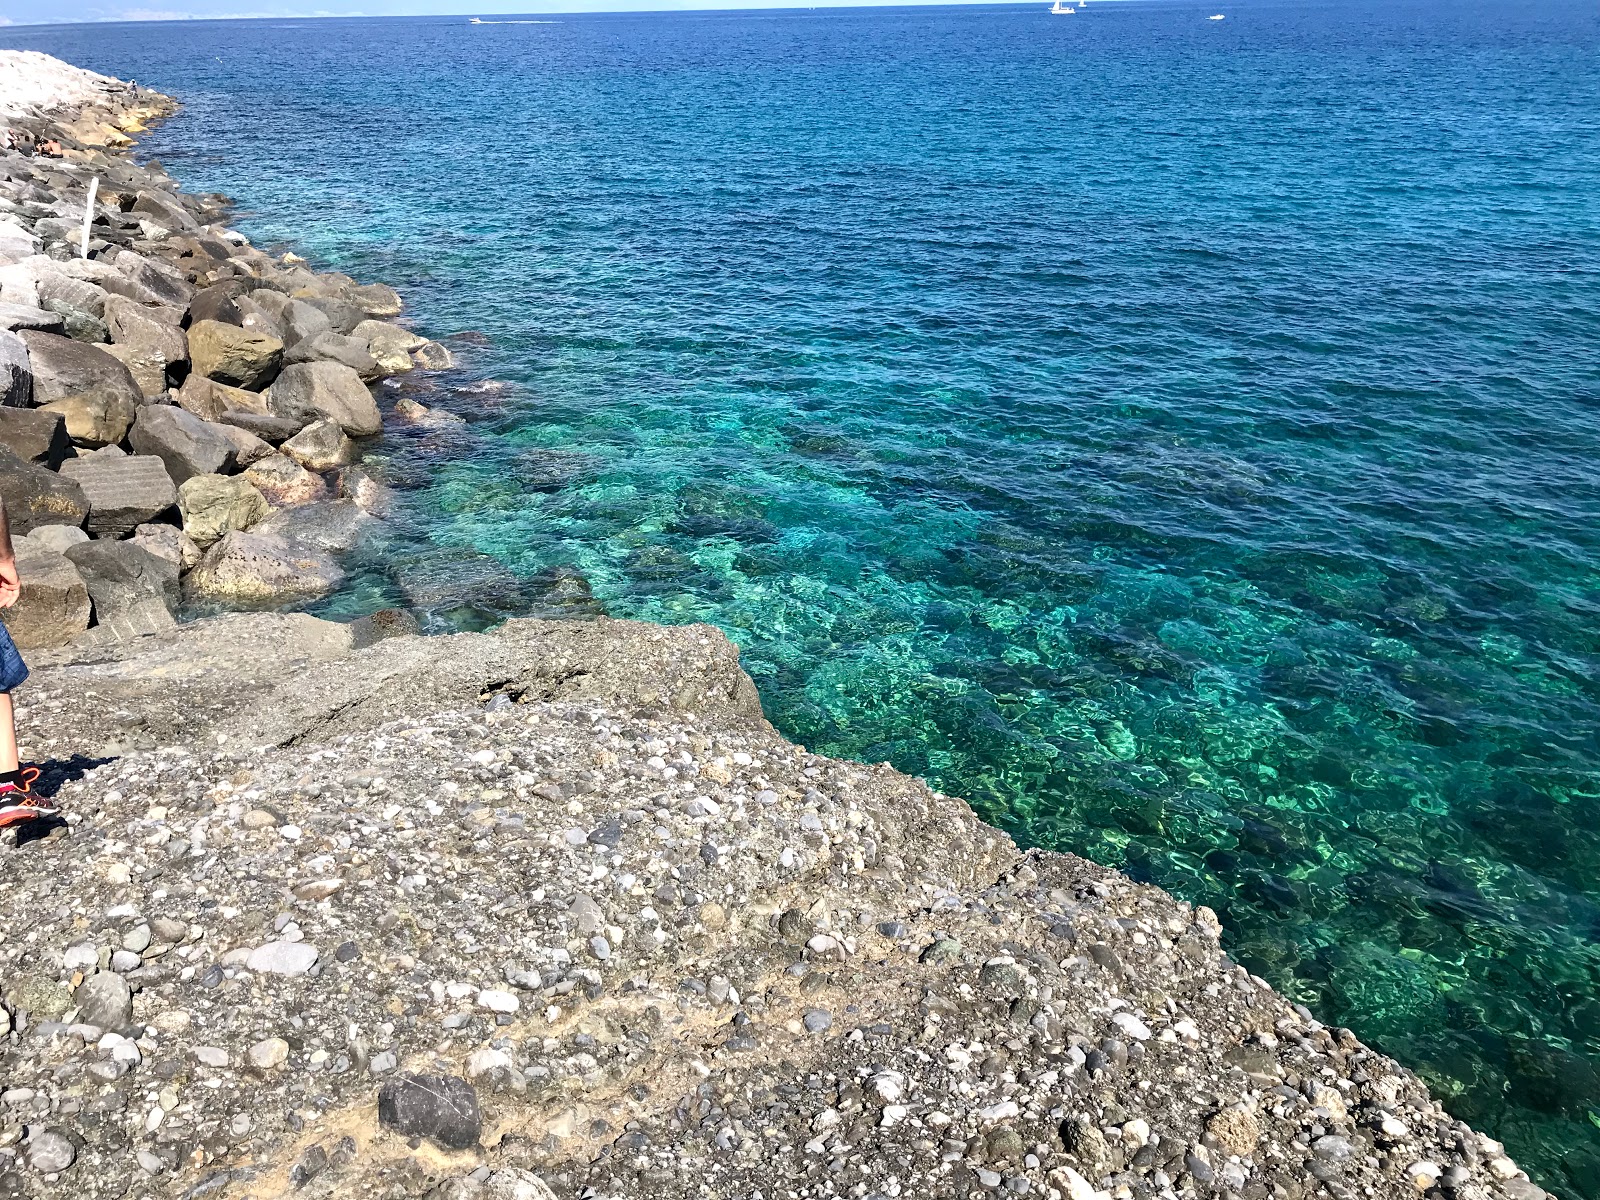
[0,622,28,693]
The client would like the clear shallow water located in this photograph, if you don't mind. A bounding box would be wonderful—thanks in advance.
[9,1,1600,1188]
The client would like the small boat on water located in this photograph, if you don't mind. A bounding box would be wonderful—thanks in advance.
[1050,1,1075,13]
[1207,12,1225,17]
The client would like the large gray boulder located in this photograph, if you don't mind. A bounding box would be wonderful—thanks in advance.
[177,474,269,548]
[128,404,236,483]
[349,281,403,317]
[2,543,90,649]
[35,272,107,321]
[0,330,30,407]
[131,190,199,233]
[59,453,179,537]
[19,331,140,448]
[104,295,186,385]
[65,539,179,634]
[353,319,424,376]
[254,500,374,554]
[277,299,332,349]
[189,283,244,327]
[280,418,354,472]
[184,530,344,605]
[217,410,303,445]
[0,303,65,336]
[72,971,134,1032]
[243,453,329,507]
[0,447,89,535]
[111,250,193,308]
[297,293,364,336]
[174,372,268,422]
[284,330,381,380]
[266,361,380,437]
[187,320,282,391]
[0,408,72,469]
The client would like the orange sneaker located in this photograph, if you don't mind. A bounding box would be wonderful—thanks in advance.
[0,767,55,828]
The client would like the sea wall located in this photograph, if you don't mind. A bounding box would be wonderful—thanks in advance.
[0,51,1551,1200]
[0,50,457,651]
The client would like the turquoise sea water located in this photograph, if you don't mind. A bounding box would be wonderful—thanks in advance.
[9,1,1600,1189]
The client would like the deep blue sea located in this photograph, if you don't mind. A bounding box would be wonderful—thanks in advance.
[8,0,1600,1189]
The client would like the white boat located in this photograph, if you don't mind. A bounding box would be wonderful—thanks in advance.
[1207,12,1225,17]
[1050,1,1075,13]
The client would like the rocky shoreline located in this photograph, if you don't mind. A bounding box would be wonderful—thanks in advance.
[0,50,456,651]
[0,52,1552,1200]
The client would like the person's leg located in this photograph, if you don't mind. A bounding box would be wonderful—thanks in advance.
[0,692,18,775]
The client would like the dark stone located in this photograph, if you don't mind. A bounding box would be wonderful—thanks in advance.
[59,453,179,537]
[189,284,244,327]
[0,408,72,469]
[65,540,180,626]
[128,405,236,483]
[375,1073,481,1150]
[0,446,89,535]
[334,941,360,963]
[216,410,305,445]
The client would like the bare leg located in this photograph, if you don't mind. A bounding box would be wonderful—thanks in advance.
[0,693,19,775]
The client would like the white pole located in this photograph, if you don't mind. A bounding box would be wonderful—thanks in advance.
[79,176,99,260]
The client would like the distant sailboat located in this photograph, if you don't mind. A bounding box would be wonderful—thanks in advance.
[1050,1,1075,13]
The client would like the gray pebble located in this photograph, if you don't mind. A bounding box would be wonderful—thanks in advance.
[803,1008,832,1033]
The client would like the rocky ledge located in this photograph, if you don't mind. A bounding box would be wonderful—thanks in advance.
[0,611,1544,1200]
[0,51,456,651]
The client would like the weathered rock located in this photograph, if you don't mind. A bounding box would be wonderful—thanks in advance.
[0,302,65,336]
[23,525,89,555]
[0,447,89,535]
[0,407,70,469]
[0,329,30,408]
[65,538,179,628]
[254,500,374,553]
[24,1128,76,1174]
[111,249,194,308]
[101,295,185,397]
[353,319,423,375]
[59,453,178,536]
[281,418,355,472]
[215,421,275,468]
[128,404,236,483]
[184,530,344,604]
[267,361,381,437]
[243,453,329,508]
[349,281,403,317]
[413,340,455,370]
[98,341,167,400]
[376,1074,481,1150]
[131,189,198,232]
[217,410,303,445]
[187,319,282,391]
[175,372,267,421]
[336,465,394,518]
[393,396,465,428]
[189,282,244,326]
[72,969,134,1032]
[298,293,365,336]
[177,473,269,548]
[19,331,139,447]
[36,272,108,322]
[286,330,382,380]
[131,522,202,573]
[2,543,90,649]
[277,298,331,349]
